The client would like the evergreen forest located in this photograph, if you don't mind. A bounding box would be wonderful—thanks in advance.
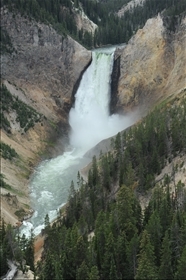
[1,94,186,279]
[1,0,186,48]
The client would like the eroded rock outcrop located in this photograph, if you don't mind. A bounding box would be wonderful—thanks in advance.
[115,14,186,114]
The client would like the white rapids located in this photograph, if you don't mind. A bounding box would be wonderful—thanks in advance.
[21,47,135,238]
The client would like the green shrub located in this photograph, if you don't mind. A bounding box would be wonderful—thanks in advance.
[0,84,42,133]
[0,112,11,133]
[0,173,12,190]
[14,208,26,219]
[0,141,18,160]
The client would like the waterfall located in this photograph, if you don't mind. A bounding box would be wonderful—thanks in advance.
[69,47,116,152]
[21,47,134,237]
[69,47,133,152]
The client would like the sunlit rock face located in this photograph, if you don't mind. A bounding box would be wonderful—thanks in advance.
[116,15,186,113]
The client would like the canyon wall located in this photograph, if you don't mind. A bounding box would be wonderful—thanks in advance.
[115,14,186,114]
[1,8,91,120]
[1,8,91,225]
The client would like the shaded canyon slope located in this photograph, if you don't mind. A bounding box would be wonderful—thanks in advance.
[1,9,91,120]
[0,8,91,226]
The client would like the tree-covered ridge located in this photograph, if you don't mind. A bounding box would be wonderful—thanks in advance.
[117,97,186,192]
[0,84,42,133]
[1,95,186,278]
[92,0,186,46]
[35,96,186,279]
[1,0,186,48]
[36,181,186,279]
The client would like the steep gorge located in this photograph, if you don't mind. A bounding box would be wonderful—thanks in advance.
[1,8,186,227]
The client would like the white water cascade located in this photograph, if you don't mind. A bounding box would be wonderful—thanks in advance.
[21,47,134,237]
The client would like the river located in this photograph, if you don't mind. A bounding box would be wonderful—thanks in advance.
[21,46,134,238]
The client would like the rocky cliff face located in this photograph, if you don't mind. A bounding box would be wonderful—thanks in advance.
[1,8,91,225]
[115,14,186,114]
[1,8,91,120]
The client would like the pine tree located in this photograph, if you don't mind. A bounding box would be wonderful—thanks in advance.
[116,185,137,239]
[170,213,182,272]
[42,252,56,279]
[0,219,8,275]
[126,233,139,279]
[44,213,50,234]
[74,236,88,268]
[63,226,78,279]
[92,155,99,186]
[175,245,186,279]
[115,232,127,279]
[135,230,158,279]
[24,230,35,271]
[89,265,99,280]
[94,211,107,269]
[76,261,89,280]
[159,231,173,279]
[145,210,162,266]
[101,154,110,190]
[109,256,117,280]
[54,257,64,280]
[159,189,173,233]
[102,232,116,279]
